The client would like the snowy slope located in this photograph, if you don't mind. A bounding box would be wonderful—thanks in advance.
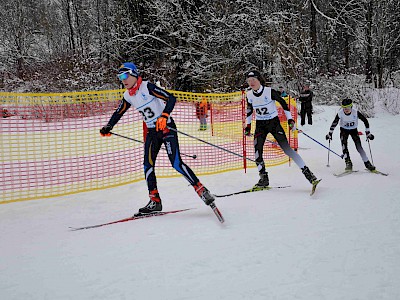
[1,105,400,300]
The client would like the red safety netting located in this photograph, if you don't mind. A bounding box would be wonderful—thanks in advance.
[0,90,297,203]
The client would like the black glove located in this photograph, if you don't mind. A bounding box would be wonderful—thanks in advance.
[325,132,332,140]
[100,124,113,136]
[366,131,374,140]
[244,124,251,136]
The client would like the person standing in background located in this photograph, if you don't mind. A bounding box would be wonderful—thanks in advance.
[298,81,313,126]
[195,97,209,131]
[279,86,287,97]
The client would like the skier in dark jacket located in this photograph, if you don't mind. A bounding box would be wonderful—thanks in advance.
[99,62,216,215]
[325,98,375,171]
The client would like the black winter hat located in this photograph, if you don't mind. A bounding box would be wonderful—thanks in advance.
[246,70,265,84]
[341,98,353,108]
[247,70,261,79]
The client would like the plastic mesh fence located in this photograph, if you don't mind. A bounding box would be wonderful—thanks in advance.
[0,90,297,204]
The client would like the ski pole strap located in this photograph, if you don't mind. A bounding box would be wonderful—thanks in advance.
[298,130,344,159]
[167,126,257,163]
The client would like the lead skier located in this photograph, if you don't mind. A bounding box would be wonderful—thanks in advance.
[100,62,216,214]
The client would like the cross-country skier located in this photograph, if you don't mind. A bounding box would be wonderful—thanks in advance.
[325,98,376,171]
[100,62,215,214]
[244,70,319,188]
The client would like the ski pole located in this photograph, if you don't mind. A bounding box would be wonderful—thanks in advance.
[327,139,331,167]
[167,126,257,163]
[367,138,374,165]
[110,131,197,159]
[298,130,344,159]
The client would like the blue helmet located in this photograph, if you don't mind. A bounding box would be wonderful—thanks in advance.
[118,62,139,79]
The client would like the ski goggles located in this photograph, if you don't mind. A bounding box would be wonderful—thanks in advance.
[341,103,353,108]
[117,69,138,81]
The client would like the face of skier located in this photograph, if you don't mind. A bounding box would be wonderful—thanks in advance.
[343,107,352,115]
[247,77,261,91]
[119,73,137,89]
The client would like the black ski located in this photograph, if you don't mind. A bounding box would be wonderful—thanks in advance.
[213,185,290,198]
[366,169,388,176]
[310,179,322,196]
[334,170,359,177]
[69,208,193,231]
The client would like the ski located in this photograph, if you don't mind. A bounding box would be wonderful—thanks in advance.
[69,208,193,231]
[210,202,225,223]
[213,185,291,198]
[334,170,359,177]
[310,179,322,196]
[365,169,388,176]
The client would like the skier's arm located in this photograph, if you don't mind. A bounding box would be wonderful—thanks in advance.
[246,98,253,125]
[148,82,176,115]
[325,114,340,140]
[100,97,131,136]
[271,89,290,111]
[271,89,295,129]
[107,98,131,127]
[243,98,253,135]
[357,111,370,132]
[328,114,340,133]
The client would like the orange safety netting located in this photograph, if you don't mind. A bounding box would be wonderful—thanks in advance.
[0,90,297,203]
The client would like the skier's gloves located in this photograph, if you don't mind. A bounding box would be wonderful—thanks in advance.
[156,113,169,131]
[325,132,332,140]
[100,124,113,137]
[366,131,374,140]
[244,124,251,136]
[288,119,296,131]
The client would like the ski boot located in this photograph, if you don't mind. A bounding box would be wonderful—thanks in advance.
[199,124,207,131]
[138,189,162,214]
[345,158,353,171]
[301,166,318,184]
[255,172,269,188]
[364,160,376,171]
[194,182,215,205]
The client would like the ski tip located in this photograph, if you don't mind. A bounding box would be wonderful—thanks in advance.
[310,179,322,196]
[366,169,388,176]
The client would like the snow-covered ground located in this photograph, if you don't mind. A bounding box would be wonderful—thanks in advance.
[1,105,399,300]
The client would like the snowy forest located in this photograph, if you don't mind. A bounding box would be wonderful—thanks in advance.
[1,0,400,101]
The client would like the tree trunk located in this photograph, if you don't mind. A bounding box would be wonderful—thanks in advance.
[66,0,76,52]
[310,0,317,56]
[365,0,373,83]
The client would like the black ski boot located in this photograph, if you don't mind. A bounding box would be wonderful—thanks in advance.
[345,158,353,171]
[255,172,269,188]
[364,160,376,171]
[194,182,215,205]
[301,166,318,184]
[138,190,162,214]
